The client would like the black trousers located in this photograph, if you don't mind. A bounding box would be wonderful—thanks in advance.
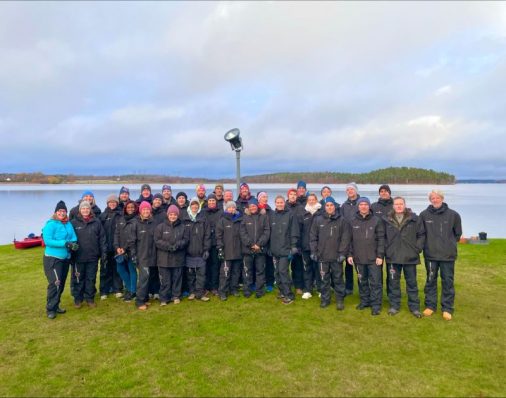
[99,251,123,295]
[265,255,275,286]
[291,254,304,290]
[320,261,345,305]
[355,263,383,311]
[135,265,150,307]
[205,246,220,291]
[187,266,206,298]
[218,259,242,296]
[43,256,69,313]
[243,254,266,296]
[273,256,294,300]
[71,261,98,303]
[159,266,183,302]
[345,260,354,292]
[301,251,321,293]
[148,266,160,295]
[387,263,420,312]
[424,260,455,314]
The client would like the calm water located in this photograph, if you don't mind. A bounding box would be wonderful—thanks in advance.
[0,183,505,244]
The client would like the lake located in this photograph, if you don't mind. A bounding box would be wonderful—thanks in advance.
[0,183,504,245]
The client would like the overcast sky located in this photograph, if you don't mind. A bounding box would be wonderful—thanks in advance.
[1,1,505,179]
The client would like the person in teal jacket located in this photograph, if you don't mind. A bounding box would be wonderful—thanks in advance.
[42,201,78,319]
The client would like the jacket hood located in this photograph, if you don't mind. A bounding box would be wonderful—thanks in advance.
[354,210,373,220]
[344,194,361,206]
[377,198,393,206]
[427,202,448,214]
[323,211,340,220]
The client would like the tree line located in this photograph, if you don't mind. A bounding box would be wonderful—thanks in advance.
[0,167,455,185]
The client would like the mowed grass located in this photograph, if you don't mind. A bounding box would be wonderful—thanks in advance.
[0,241,505,397]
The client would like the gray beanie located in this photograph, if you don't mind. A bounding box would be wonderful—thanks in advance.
[225,201,237,210]
[107,194,119,204]
[79,200,91,210]
[346,182,358,192]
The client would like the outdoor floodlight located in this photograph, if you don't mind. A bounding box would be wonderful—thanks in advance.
[224,128,243,152]
[224,128,243,195]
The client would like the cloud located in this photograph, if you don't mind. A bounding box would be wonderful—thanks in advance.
[0,2,505,178]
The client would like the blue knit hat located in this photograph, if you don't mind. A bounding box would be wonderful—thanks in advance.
[324,196,337,205]
[81,190,94,199]
[248,198,259,207]
[297,180,307,189]
[162,185,172,192]
[357,197,371,206]
[119,186,129,195]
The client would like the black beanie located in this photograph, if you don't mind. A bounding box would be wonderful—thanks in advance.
[55,200,67,213]
[176,191,188,200]
[379,184,391,194]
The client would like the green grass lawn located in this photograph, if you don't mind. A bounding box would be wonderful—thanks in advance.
[0,241,505,397]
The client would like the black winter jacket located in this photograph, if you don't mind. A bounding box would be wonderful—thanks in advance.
[300,209,322,252]
[340,195,360,221]
[161,197,177,212]
[99,207,122,253]
[216,211,243,261]
[420,203,462,261]
[154,218,189,268]
[240,210,271,254]
[177,203,191,227]
[152,206,167,226]
[187,213,212,257]
[71,215,107,263]
[135,194,153,205]
[269,208,299,257]
[128,216,157,268]
[203,206,223,246]
[371,198,393,219]
[235,195,252,215]
[348,211,385,264]
[113,213,136,256]
[309,211,350,262]
[383,210,425,265]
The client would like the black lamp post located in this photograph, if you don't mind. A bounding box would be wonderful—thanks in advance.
[224,128,243,195]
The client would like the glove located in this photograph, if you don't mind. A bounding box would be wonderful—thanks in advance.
[66,242,79,252]
[217,248,225,261]
[202,251,209,261]
[338,255,346,263]
[310,253,318,262]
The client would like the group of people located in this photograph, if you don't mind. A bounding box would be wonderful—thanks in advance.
[41,181,462,321]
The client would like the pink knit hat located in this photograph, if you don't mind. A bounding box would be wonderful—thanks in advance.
[167,205,180,215]
[139,201,152,212]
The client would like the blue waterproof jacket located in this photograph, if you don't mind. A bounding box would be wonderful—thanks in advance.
[42,218,77,259]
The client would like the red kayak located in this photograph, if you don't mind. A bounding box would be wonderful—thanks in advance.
[13,236,44,249]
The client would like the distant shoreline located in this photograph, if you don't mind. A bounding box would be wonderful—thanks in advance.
[1,180,504,186]
[4,167,503,185]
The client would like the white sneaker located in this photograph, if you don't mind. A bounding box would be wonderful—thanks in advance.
[153,294,160,300]
[173,298,181,304]
[100,295,107,300]
[318,292,322,298]
[302,292,312,300]
[115,292,123,299]
[188,293,196,300]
